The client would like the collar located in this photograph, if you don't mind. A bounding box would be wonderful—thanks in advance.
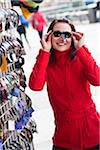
[54,48,71,61]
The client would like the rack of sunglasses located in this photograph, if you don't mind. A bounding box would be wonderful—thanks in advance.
[0,1,36,149]
[0,90,37,150]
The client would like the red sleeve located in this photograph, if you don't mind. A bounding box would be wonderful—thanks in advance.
[77,45,100,86]
[28,49,50,91]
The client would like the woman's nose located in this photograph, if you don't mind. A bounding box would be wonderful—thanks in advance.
[59,35,66,42]
[60,34,66,39]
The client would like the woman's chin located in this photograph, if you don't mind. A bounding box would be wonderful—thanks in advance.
[57,46,69,52]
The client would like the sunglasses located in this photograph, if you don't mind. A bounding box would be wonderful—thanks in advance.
[53,31,72,39]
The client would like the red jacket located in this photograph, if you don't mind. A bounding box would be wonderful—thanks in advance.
[29,45,100,149]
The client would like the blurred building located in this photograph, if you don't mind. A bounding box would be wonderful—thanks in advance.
[41,0,84,7]
[40,0,100,24]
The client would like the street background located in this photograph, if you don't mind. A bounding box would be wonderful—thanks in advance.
[21,22,100,150]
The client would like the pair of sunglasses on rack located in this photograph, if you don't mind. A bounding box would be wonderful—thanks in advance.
[52,31,72,39]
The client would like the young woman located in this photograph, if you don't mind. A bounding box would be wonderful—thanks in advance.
[29,19,100,150]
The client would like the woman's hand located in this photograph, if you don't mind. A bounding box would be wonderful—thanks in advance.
[40,30,52,52]
[73,32,84,49]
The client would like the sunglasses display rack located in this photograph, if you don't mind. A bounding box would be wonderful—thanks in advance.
[0,1,36,150]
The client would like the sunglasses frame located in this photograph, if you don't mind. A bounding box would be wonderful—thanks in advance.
[52,30,72,39]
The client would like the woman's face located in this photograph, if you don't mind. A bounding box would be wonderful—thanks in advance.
[51,22,72,52]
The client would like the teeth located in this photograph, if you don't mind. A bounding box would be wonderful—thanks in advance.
[58,43,65,46]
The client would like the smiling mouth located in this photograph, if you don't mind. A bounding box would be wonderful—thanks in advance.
[57,43,66,46]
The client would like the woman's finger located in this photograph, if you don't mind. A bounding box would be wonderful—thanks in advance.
[43,34,48,41]
[47,30,52,35]
[47,31,52,42]
[73,32,83,41]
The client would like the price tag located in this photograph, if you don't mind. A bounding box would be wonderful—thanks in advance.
[8,120,15,131]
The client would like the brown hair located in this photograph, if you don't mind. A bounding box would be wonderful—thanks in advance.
[47,19,77,63]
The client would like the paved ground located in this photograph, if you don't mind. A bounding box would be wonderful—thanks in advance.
[21,22,100,150]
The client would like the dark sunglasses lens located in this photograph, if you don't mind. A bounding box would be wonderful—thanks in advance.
[53,31,72,38]
[53,31,61,37]
[65,32,72,38]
